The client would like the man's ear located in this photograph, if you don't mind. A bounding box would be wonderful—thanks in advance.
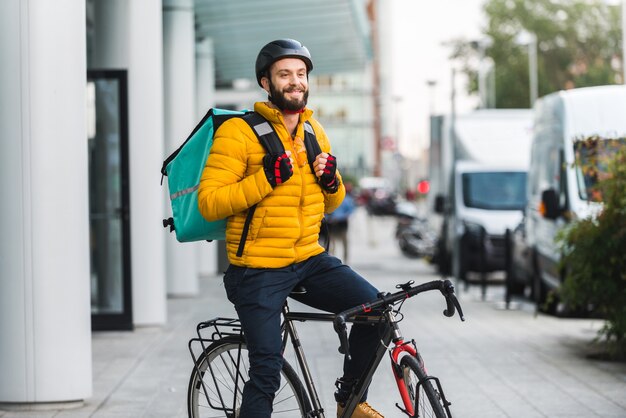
[260,76,270,93]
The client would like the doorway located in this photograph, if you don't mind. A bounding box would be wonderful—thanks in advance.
[87,70,133,330]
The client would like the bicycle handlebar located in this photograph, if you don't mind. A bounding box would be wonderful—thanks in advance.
[333,279,465,360]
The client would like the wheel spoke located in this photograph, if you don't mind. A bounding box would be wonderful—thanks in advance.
[188,337,310,417]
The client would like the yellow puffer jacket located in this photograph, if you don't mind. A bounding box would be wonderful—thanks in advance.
[198,102,345,268]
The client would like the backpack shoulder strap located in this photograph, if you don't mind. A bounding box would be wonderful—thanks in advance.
[303,120,322,173]
[241,112,285,154]
[233,112,285,258]
[304,121,332,251]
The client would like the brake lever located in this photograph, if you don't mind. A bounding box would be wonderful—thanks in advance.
[442,280,465,321]
[449,294,465,321]
[333,315,351,361]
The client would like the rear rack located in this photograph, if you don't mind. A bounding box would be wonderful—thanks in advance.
[188,317,242,362]
[188,317,245,416]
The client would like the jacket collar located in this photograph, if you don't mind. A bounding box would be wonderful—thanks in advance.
[253,101,314,126]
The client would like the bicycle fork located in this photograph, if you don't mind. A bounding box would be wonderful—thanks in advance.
[388,307,449,418]
[391,339,419,416]
[387,309,451,418]
[383,310,418,416]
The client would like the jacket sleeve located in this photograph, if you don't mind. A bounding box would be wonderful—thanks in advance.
[309,119,345,214]
[197,118,274,221]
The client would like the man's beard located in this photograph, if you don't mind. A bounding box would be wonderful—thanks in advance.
[268,80,309,112]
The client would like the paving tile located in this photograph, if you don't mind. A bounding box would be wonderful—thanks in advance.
[1,207,625,417]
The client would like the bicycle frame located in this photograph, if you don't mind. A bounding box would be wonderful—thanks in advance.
[189,279,462,418]
[282,307,392,418]
[282,304,448,418]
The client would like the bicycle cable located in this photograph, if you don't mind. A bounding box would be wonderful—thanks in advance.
[393,298,407,323]
[377,306,393,349]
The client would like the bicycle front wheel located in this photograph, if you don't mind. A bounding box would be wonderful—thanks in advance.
[399,355,448,418]
[187,335,311,418]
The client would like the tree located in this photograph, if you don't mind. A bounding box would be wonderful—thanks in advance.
[557,141,626,360]
[449,0,623,108]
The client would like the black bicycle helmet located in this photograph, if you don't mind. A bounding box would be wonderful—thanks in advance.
[255,39,313,87]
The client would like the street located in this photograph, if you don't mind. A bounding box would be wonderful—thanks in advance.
[293,208,626,418]
[2,207,625,418]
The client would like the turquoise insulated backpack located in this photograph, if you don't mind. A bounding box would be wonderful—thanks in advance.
[161,108,321,254]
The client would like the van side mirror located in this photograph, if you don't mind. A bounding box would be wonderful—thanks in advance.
[540,189,561,220]
[434,195,446,214]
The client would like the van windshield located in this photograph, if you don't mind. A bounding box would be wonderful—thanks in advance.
[574,137,626,202]
[462,172,527,210]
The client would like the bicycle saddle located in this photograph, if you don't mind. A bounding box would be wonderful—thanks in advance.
[290,285,307,295]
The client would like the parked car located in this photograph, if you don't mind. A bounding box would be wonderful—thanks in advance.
[357,177,397,216]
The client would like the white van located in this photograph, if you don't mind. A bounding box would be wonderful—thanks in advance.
[448,160,528,281]
[526,85,626,310]
[431,110,533,280]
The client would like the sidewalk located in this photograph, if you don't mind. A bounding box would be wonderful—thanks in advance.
[2,207,625,417]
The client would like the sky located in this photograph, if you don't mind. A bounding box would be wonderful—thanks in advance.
[389,0,487,158]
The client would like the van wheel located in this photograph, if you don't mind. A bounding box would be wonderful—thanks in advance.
[532,252,556,314]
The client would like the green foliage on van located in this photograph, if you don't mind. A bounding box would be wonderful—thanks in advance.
[557,140,626,359]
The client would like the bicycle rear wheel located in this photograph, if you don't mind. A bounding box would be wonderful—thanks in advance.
[187,335,311,417]
[399,355,448,418]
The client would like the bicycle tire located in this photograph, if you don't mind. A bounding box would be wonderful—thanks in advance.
[399,355,448,418]
[187,335,311,418]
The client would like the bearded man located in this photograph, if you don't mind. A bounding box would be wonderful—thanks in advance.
[198,39,385,418]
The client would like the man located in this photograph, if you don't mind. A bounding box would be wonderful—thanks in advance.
[198,39,384,418]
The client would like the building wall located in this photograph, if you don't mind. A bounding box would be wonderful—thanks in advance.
[309,69,375,180]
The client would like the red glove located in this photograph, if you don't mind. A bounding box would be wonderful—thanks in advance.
[263,152,293,187]
[320,154,339,193]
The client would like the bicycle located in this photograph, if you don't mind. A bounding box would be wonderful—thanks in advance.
[187,278,465,417]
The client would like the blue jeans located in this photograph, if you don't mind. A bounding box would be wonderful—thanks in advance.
[223,252,382,418]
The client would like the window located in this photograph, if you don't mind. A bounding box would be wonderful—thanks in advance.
[574,137,626,202]
[462,172,527,210]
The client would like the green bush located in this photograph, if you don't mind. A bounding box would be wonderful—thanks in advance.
[557,141,626,359]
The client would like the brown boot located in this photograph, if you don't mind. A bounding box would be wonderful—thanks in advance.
[337,401,384,418]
